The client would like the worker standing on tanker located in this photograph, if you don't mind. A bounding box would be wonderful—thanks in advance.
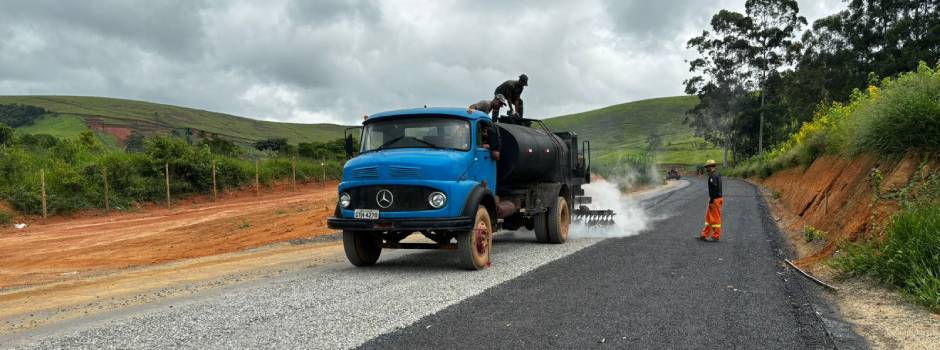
[698,159,723,241]
[494,74,527,120]
[468,94,508,119]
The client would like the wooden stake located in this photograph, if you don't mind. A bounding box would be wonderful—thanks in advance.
[212,159,218,201]
[40,169,47,220]
[255,159,260,196]
[165,163,171,209]
[103,167,110,214]
[291,158,297,192]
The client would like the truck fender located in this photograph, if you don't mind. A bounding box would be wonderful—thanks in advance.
[462,185,496,225]
[534,182,563,211]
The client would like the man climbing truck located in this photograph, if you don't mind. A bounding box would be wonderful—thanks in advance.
[327,107,613,270]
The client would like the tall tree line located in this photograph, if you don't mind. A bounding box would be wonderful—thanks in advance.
[685,0,940,164]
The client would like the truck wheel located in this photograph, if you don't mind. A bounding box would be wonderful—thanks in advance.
[547,196,570,244]
[458,206,493,270]
[534,212,549,243]
[343,231,382,266]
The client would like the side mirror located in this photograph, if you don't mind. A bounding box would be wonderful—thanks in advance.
[344,134,355,159]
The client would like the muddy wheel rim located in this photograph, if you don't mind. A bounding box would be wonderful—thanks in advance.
[473,218,491,262]
[559,198,570,240]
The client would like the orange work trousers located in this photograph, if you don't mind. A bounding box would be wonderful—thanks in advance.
[701,197,723,239]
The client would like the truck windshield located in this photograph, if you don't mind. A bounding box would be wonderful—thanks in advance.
[361,117,471,152]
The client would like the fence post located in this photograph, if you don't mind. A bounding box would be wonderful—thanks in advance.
[40,169,47,221]
[212,159,218,201]
[321,162,325,187]
[291,158,297,192]
[255,159,260,196]
[103,167,110,214]
[165,163,171,209]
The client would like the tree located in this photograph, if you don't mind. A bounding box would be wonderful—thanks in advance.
[0,104,48,128]
[200,136,240,157]
[743,0,806,153]
[254,138,291,153]
[789,1,940,124]
[685,10,753,166]
[125,131,146,152]
[0,123,13,146]
[78,131,102,151]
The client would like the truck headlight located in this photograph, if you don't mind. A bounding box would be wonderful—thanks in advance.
[428,192,446,208]
[340,192,351,208]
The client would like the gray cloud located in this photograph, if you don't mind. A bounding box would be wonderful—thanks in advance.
[0,0,844,125]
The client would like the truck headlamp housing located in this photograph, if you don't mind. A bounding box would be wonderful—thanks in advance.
[340,192,351,208]
[428,192,446,209]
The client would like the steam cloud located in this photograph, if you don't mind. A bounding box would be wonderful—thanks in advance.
[569,178,651,238]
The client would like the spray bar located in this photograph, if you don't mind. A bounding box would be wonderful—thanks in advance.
[572,205,616,226]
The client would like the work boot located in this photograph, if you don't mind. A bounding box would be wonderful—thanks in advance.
[697,236,708,241]
[711,237,720,242]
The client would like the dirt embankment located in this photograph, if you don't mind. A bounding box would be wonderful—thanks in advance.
[757,154,940,349]
[0,182,339,290]
[759,153,935,266]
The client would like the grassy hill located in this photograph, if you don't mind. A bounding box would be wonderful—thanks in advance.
[2,95,720,167]
[544,96,722,167]
[0,96,348,145]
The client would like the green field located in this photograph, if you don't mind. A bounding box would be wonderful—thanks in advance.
[544,96,722,166]
[15,114,89,138]
[0,95,348,144]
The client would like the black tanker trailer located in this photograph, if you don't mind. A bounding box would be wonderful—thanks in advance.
[493,120,614,243]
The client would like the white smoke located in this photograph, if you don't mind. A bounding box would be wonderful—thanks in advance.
[568,177,651,238]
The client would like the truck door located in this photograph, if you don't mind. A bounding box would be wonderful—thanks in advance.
[472,120,498,189]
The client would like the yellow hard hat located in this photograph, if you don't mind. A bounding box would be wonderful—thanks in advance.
[704,159,717,167]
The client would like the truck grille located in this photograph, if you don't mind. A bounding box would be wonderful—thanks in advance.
[350,166,379,179]
[347,185,436,211]
[390,166,421,178]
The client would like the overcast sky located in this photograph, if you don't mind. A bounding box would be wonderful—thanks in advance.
[0,0,843,125]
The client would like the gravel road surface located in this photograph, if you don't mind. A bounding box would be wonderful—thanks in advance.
[2,178,856,349]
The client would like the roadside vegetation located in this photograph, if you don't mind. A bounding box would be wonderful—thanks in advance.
[729,63,940,178]
[684,1,940,312]
[731,63,940,312]
[0,124,347,217]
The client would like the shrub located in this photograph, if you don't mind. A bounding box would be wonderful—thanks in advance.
[0,132,345,215]
[832,204,940,312]
[855,62,940,154]
[730,62,940,177]
[803,226,827,242]
[0,211,10,225]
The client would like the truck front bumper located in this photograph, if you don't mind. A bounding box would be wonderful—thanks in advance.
[327,217,474,232]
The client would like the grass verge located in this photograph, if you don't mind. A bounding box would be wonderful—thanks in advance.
[831,204,940,312]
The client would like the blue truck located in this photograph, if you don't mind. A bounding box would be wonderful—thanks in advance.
[327,107,612,270]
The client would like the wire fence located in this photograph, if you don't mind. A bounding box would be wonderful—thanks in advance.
[27,158,340,220]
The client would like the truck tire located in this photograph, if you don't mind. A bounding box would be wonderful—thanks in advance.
[458,206,493,270]
[546,196,570,244]
[533,212,549,243]
[343,231,382,267]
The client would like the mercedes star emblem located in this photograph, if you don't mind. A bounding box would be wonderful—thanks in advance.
[376,189,394,208]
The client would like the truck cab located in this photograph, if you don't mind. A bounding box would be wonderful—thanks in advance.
[328,108,500,269]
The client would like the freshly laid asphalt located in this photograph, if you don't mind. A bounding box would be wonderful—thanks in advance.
[3,178,861,349]
[362,178,854,349]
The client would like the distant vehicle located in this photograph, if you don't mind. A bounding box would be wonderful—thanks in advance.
[666,168,681,180]
[327,108,613,270]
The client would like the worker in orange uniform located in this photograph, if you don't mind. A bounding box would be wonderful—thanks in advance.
[698,159,723,241]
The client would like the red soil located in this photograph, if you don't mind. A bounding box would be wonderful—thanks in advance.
[0,182,339,289]
[760,153,934,267]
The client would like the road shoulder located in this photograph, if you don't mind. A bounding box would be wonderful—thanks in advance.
[753,180,940,349]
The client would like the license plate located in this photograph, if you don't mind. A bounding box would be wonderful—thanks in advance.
[354,209,379,220]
